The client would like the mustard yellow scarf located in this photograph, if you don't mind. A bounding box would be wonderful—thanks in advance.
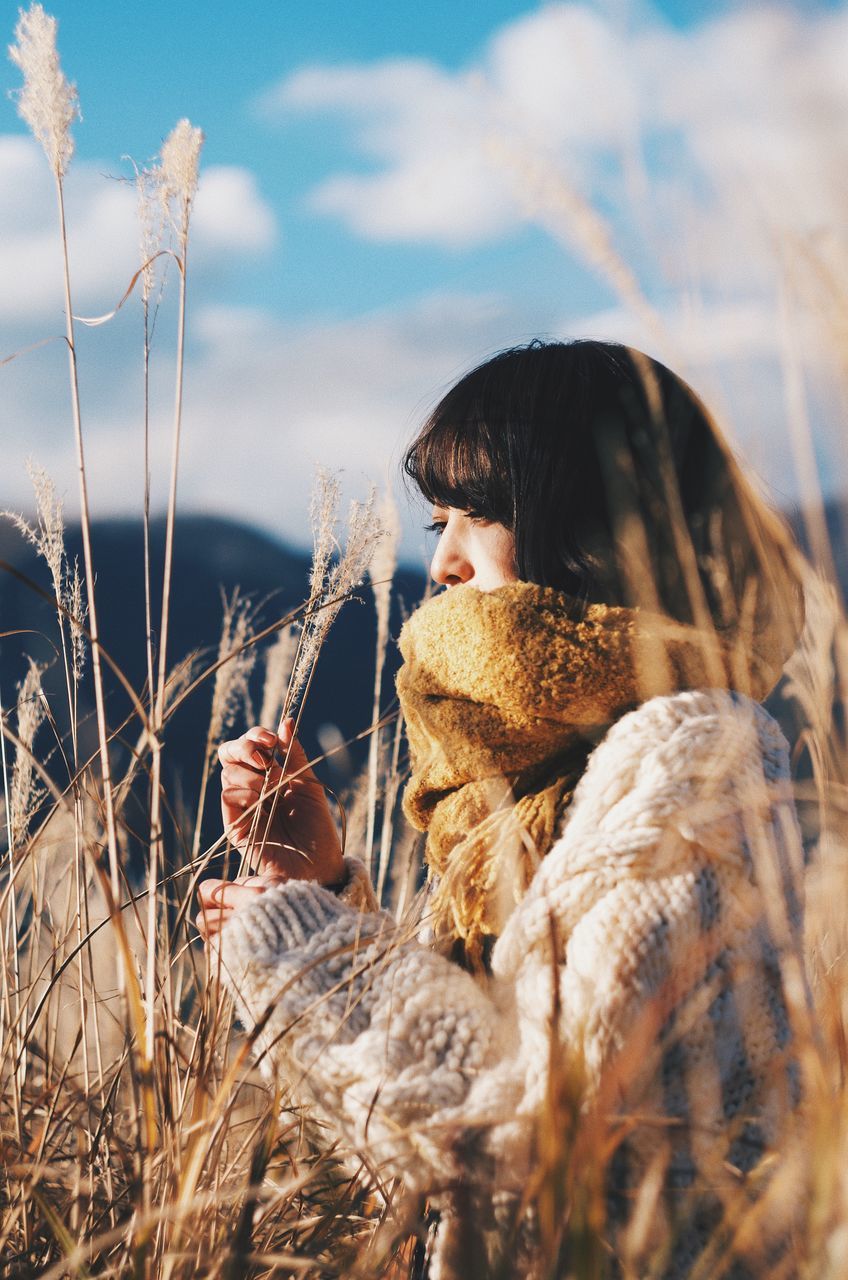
[395,581,793,968]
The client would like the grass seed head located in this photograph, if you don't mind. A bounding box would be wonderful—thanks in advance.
[2,459,66,599]
[28,457,65,593]
[309,466,342,600]
[8,3,79,177]
[134,163,168,307]
[159,116,204,239]
[67,556,86,684]
[260,622,299,728]
[327,486,383,605]
[369,489,400,597]
[289,481,384,715]
[208,590,257,748]
[369,489,400,655]
[10,658,46,847]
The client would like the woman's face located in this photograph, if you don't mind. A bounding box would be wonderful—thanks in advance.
[428,504,519,592]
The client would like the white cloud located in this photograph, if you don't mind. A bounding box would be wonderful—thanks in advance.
[0,135,134,322]
[0,136,277,322]
[270,58,520,247]
[4,2,846,559]
[259,2,848,288]
[578,297,783,369]
[1,291,545,560]
[165,292,538,559]
[3,287,842,568]
[484,5,640,151]
[252,2,848,524]
[192,166,276,255]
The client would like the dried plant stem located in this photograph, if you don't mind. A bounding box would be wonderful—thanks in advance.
[490,137,669,355]
[142,321,155,727]
[139,241,191,1238]
[0,684,28,1248]
[192,593,256,867]
[54,176,120,893]
[364,665,383,876]
[248,619,318,874]
[365,499,399,876]
[41,524,99,1108]
[54,165,157,1201]
[71,807,89,1082]
[146,246,188,1071]
[1,690,21,1021]
[154,247,188,731]
[375,704,405,906]
[139,303,160,1239]
[778,278,841,596]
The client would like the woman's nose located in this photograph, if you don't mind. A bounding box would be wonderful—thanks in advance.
[430,527,473,587]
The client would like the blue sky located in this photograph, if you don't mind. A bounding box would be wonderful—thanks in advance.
[0,0,629,322]
[1,0,846,558]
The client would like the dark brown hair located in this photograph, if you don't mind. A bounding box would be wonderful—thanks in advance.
[404,338,805,652]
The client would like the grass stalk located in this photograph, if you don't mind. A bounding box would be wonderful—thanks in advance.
[364,666,383,877]
[54,173,122,902]
[54,166,157,1250]
[153,246,188,735]
[375,703,406,907]
[0,677,29,1249]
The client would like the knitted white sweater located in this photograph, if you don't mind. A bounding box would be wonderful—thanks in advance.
[213,688,806,1277]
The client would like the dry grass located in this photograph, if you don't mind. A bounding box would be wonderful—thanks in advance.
[3,4,848,1279]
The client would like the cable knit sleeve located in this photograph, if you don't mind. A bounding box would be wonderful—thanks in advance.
[213,870,509,1183]
[211,689,805,1201]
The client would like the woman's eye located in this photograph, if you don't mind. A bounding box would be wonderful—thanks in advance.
[424,521,446,536]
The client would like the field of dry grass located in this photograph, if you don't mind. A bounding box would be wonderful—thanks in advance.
[3,5,848,1278]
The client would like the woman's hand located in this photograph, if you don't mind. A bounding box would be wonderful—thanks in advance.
[217,717,345,886]
[195,873,273,942]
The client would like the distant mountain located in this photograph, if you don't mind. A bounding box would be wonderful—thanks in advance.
[1,499,843,865]
[0,514,426,862]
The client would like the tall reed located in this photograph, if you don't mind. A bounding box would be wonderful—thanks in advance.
[2,3,848,1278]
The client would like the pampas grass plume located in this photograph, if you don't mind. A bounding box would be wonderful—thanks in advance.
[2,462,89,687]
[326,486,383,607]
[10,659,46,847]
[260,622,298,728]
[159,117,204,240]
[208,590,256,748]
[2,458,65,598]
[8,3,79,177]
[288,478,383,714]
[135,162,167,307]
[308,466,341,600]
[68,556,86,683]
[365,490,400,870]
[369,489,400,647]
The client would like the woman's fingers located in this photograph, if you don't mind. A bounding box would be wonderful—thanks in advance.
[196,875,270,939]
[218,724,279,767]
[221,787,263,810]
[216,719,342,884]
[218,738,270,771]
[277,717,320,783]
[218,722,318,789]
[220,762,269,791]
[207,880,266,911]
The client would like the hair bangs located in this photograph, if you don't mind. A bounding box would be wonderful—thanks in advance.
[403,402,511,523]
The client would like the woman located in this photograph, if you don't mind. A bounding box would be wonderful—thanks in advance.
[197,340,808,1279]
